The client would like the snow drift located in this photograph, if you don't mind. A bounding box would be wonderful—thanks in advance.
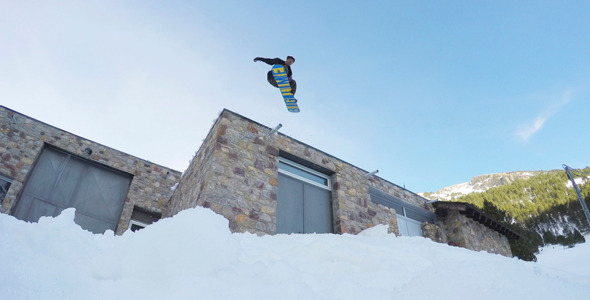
[1,207,589,299]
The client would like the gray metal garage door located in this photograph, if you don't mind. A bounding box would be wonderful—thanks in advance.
[276,159,333,234]
[13,146,132,234]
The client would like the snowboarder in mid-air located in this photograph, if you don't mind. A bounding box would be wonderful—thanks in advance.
[254,56,297,95]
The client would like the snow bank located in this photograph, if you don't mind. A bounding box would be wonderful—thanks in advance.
[1,207,589,299]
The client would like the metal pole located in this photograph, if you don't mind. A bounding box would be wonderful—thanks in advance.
[563,164,590,228]
[267,123,282,137]
[364,169,379,178]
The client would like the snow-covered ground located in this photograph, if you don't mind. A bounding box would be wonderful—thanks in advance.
[566,176,589,188]
[1,207,589,300]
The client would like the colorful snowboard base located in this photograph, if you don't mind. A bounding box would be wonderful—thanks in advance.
[271,64,300,113]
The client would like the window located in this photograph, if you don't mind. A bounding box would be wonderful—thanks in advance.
[369,188,435,237]
[0,175,12,200]
[129,206,161,232]
[278,158,331,190]
[129,220,148,232]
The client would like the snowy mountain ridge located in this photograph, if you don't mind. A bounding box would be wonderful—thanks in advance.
[420,171,547,201]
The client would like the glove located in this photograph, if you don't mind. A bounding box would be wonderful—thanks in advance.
[253,57,261,62]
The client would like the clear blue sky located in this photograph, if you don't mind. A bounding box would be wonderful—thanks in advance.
[2,1,589,193]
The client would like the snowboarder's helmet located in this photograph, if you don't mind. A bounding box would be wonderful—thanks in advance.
[287,56,295,62]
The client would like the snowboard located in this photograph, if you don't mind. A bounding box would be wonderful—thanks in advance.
[271,64,300,113]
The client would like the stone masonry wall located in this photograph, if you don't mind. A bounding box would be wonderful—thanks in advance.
[0,106,181,235]
[167,109,434,236]
[328,164,401,235]
[438,210,513,257]
[167,110,281,234]
[422,222,448,244]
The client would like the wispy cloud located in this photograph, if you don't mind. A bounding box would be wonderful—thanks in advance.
[515,89,573,142]
[515,115,550,142]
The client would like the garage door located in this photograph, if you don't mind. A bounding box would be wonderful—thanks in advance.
[13,146,132,234]
[276,158,333,234]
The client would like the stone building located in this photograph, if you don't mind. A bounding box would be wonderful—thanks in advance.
[0,106,181,235]
[1,106,518,257]
[166,109,435,236]
[165,109,519,256]
[428,201,519,257]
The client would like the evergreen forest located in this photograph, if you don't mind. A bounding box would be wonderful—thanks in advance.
[452,167,590,261]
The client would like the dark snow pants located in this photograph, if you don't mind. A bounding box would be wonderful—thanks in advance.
[267,70,297,95]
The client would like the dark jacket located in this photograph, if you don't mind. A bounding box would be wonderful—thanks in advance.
[255,57,293,79]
